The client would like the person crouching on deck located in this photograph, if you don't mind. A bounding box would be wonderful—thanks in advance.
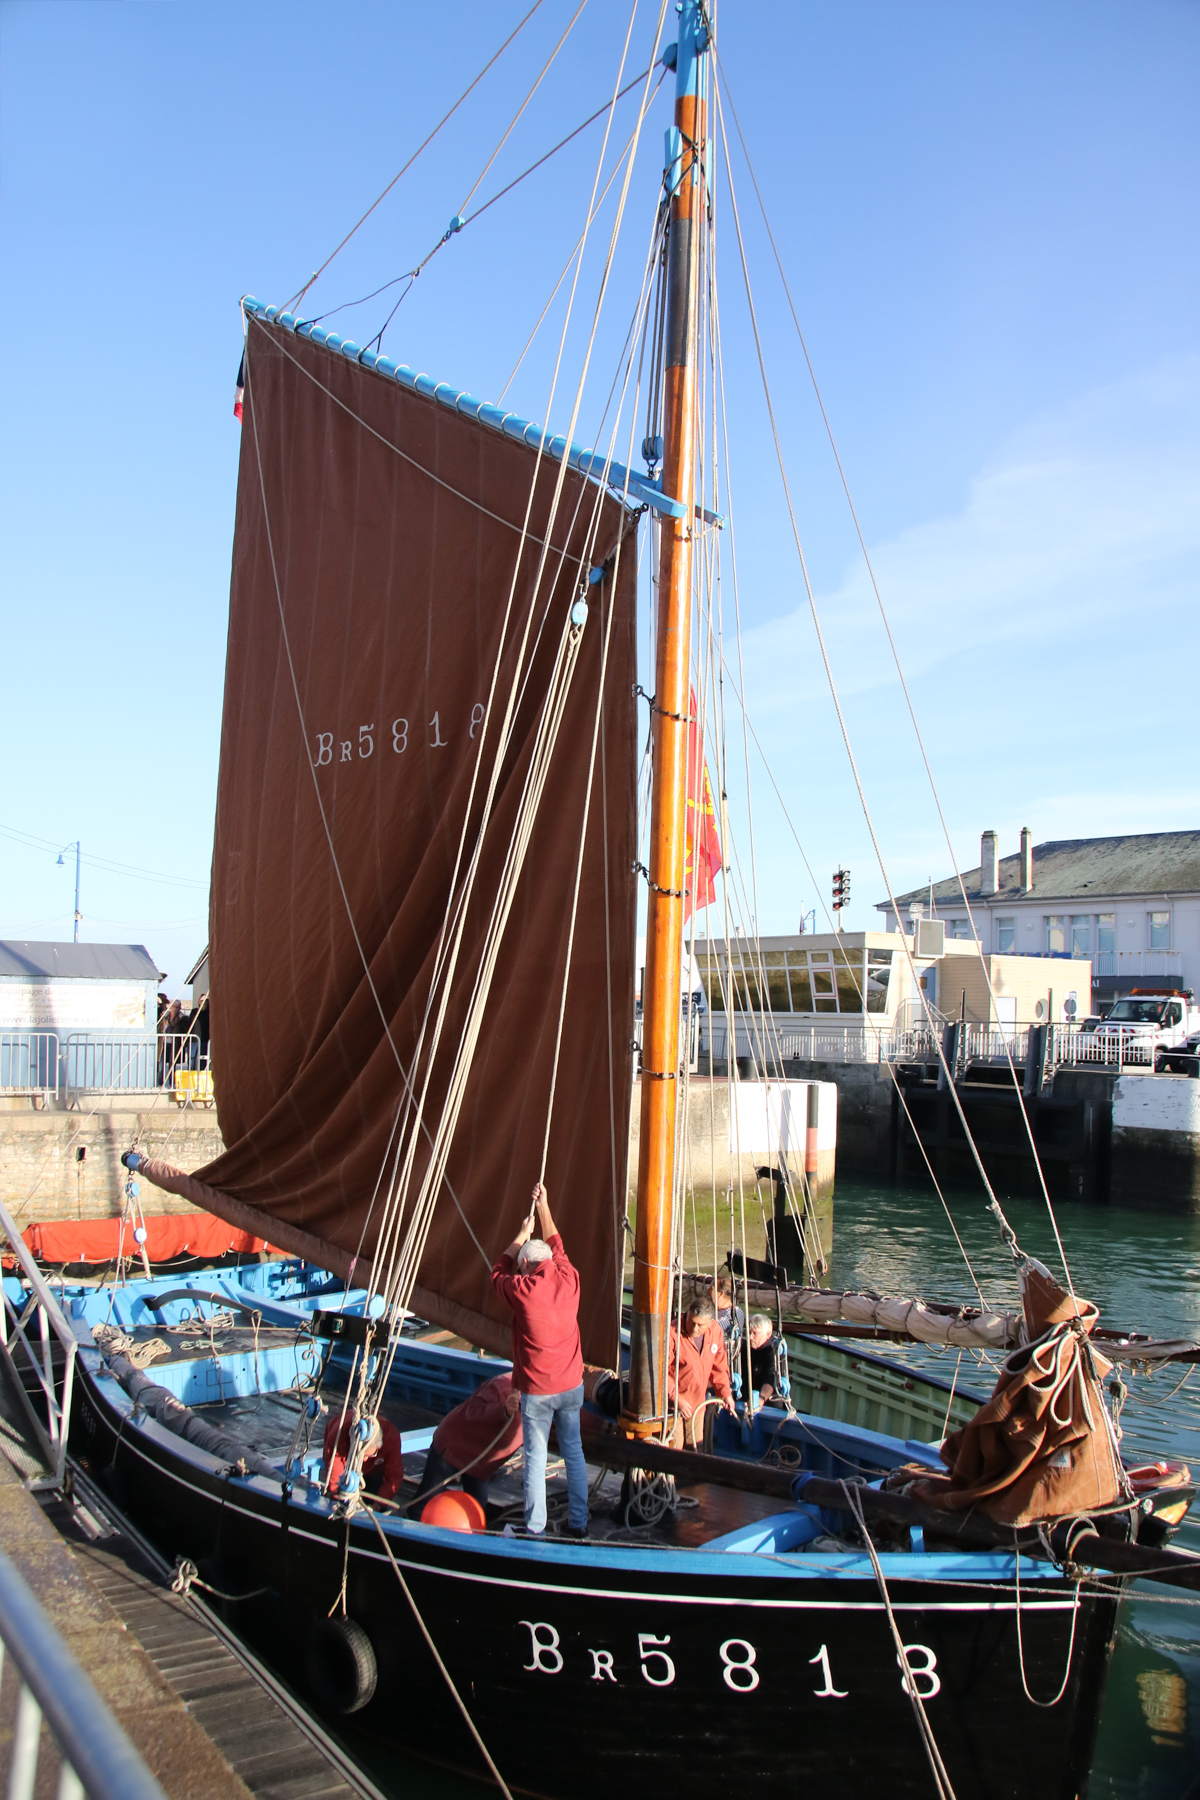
[666,1296,736,1449]
[491,1183,589,1538]
[408,1372,523,1518]
[323,1407,403,1501]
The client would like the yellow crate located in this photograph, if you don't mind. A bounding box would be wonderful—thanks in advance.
[172,1068,215,1108]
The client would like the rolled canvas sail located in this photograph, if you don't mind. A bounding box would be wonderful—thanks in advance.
[192,316,638,1364]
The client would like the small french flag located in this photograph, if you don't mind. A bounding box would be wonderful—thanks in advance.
[233,351,245,422]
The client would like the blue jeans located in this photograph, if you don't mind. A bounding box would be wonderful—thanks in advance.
[520,1383,588,1534]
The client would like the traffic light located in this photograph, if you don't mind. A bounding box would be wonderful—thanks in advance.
[832,867,850,912]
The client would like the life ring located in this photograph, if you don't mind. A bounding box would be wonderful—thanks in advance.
[305,1615,378,1715]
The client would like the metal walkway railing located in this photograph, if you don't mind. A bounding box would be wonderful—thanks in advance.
[0,1544,167,1800]
[0,1197,78,1492]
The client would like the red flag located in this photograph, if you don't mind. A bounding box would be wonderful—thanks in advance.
[684,687,723,920]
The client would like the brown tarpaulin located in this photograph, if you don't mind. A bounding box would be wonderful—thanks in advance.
[905,1261,1125,1526]
[184,317,638,1365]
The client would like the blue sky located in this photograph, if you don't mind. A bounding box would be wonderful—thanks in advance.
[2,0,1197,989]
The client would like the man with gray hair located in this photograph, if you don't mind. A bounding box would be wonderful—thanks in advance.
[492,1183,588,1537]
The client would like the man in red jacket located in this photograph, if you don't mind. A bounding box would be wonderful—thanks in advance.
[666,1296,736,1449]
[492,1182,588,1536]
[409,1372,522,1517]
[322,1406,404,1500]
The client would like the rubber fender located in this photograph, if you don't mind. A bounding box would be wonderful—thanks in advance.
[305,1615,378,1715]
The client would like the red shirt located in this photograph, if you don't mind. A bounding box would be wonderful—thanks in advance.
[433,1373,523,1481]
[491,1233,583,1396]
[666,1319,732,1419]
[322,1415,404,1500]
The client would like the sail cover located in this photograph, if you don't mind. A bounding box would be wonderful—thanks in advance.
[192,315,638,1364]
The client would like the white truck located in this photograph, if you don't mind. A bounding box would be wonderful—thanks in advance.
[1093,990,1200,1070]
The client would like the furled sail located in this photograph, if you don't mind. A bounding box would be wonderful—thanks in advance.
[182,314,638,1363]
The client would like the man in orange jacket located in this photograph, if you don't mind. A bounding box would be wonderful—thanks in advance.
[666,1295,736,1448]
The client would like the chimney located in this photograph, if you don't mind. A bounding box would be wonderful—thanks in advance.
[1019,827,1033,892]
[980,829,998,896]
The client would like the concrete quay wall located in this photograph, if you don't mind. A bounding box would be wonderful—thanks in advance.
[7,1065,1200,1223]
[0,1100,225,1222]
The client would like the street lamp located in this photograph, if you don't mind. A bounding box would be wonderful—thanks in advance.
[56,842,81,943]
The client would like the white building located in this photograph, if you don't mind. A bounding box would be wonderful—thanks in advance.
[877,830,1200,1012]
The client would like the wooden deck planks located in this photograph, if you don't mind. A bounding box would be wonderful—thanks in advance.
[46,1497,378,1800]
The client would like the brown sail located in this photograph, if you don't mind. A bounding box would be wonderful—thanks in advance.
[180,315,638,1364]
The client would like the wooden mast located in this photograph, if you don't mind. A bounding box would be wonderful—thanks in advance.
[627,3,710,1423]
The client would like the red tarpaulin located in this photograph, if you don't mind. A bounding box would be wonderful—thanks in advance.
[11,1214,283,1267]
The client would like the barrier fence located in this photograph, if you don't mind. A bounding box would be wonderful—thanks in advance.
[704,1016,1160,1075]
[0,1035,211,1105]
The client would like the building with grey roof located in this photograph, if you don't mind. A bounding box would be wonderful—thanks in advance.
[876,830,1200,1009]
[0,941,163,1052]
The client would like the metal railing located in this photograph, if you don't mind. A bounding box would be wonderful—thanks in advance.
[703,1014,1160,1076]
[0,1544,167,1800]
[3,1034,213,1105]
[1092,950,1182,979]
[0,1196,78,1490]
[0,1034,59,1104]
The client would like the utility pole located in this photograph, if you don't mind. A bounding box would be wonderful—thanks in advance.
[57,842,82,943]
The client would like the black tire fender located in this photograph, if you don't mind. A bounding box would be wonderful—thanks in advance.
[305,1615,378,1715]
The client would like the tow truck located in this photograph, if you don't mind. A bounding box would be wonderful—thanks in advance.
[1093,988,1200,1071]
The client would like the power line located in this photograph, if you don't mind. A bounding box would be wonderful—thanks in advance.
[0,823,208,891]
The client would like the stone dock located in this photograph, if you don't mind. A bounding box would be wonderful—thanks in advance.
[2,1060,1199,1232]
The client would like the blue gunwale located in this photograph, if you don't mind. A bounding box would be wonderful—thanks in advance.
[79,1341,1073,1598]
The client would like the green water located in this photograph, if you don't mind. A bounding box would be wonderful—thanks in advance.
[339,1178,1200,1796]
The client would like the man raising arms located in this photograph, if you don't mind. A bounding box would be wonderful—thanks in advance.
[492,1183,589,1538]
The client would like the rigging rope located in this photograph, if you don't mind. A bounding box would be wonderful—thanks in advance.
[368,1510,515,1800]
[713,52,1077,1303]
[713,75,1024,1284]
[286,0,547,311]
[839,1481,959,1800]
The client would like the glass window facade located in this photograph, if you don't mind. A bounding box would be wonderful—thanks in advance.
[1047,916,1066,953]
[995,916,1015,953]
[946,918,972,939]
[697,945,893,1015]
[1071,915,1090,957]
[1097,913,1115,955]
[1150,910,1171,950]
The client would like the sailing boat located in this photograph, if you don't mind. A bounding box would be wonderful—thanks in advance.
[59,9,1195,1796]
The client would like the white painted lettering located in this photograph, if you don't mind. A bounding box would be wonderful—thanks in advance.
[898,1645,940,1700]
[340,741,352,762]
[359,724,374,758]
[314,732,333,767]
[588,1649,616,1683]
[469,703,485,739]
[637,1633,675,1688]
[719,1639,760,1693]
[809,1645,848,1698]
[519,1621,563,1675]
[392,718,408,753]
[429,712,447,748]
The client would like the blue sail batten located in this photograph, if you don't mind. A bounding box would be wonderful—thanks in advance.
[240,296,727,525]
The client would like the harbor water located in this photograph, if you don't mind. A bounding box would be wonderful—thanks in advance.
[341,1178,1200,1797]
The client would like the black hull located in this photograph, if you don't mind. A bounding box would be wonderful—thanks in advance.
[72,1359,1117,1800]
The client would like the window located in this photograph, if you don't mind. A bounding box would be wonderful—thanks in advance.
[1150,910,1171,950]
[946,918,972,940]
[1047,916,1066,954]
[760,952,791,1014]
[865,948,893,1015]
[1097,913,1115,956]
[785,953,812,1012]
[1070,915,1090,957]
[995,917,1015,954]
